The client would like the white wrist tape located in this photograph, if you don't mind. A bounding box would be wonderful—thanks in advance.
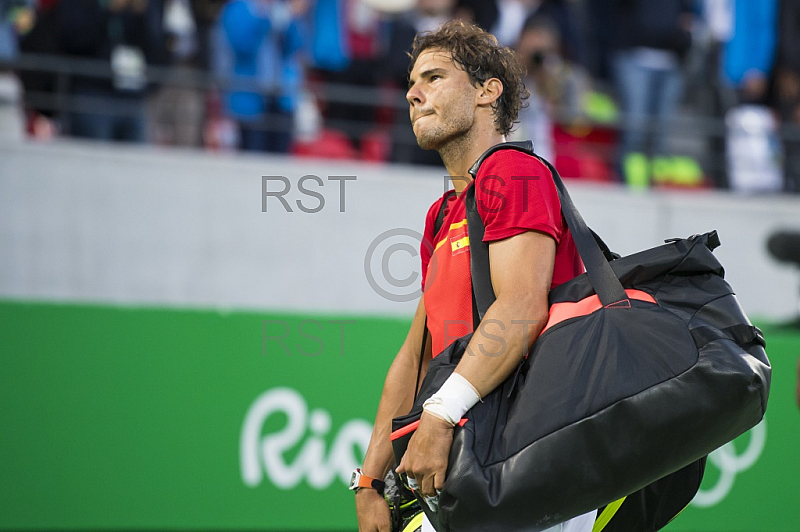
[422,373,481,427]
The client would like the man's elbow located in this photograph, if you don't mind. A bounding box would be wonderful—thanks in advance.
[520,305,549,346]
[498,292,549,340]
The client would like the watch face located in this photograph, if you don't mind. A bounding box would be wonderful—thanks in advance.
[349,470,359,490]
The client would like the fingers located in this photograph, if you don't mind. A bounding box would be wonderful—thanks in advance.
[409,470,440,498]
[398,416,454,498]
[359,519,389,532]
[433,470,445,492]
[355,489,391,532]
[420,473,435,498]
[375,519,390,532]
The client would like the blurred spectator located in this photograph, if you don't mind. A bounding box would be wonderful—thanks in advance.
[526,0,588,67]
[312,0,382,147]
[0,0,34,141]
[454,0,496,31]
[511,14,618,182]
[701,0,780,192]
[582,0,616,82]
[0,66,26,142]
[148,0,208,146]
[308,0,347,72]
[773,0,800,193]
[212,0,307,153]
[715,0,777,105]
[308,0,459,159]
[296,0,406,161]
[189,0,225,71]
[382,0,458,87]
[18,0,61,139]
[1,0,34,61]
[409,0,455,33]
[59,0,169,142]
[491,0,537,47]
[511,15,589,162]
[610,0,694,188]
[489,0,587,60]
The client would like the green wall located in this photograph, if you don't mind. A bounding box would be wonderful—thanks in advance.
[1,301,798,531]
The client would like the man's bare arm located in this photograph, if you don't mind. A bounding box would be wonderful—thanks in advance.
[455,230,554,396]
[397,231,555,497]
[356,297,431,531]
[361,297,431,478]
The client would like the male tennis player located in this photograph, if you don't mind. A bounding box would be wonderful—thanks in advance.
[354,20,595,532]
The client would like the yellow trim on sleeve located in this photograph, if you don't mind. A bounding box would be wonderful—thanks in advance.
[449,219,467,231]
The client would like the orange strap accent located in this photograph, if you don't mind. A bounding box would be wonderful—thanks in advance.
[355,473,381,490]
[390,417,468,441]
[541,289,656,335]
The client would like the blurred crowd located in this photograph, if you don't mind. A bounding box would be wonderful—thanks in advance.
[0,0,799,193]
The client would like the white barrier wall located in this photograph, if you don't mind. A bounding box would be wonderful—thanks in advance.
[1,139,799,320]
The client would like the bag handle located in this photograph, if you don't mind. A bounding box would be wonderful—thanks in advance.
[465,141,628,323]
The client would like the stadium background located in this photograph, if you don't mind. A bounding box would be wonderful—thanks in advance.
[2,0,800,530]
[1,142,799,531]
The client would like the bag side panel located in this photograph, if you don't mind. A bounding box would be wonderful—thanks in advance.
[496,303,699,461]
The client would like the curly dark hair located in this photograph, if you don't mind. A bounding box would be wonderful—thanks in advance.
[409,20,529,136]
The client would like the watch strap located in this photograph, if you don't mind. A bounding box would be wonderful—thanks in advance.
[350,468,386,494]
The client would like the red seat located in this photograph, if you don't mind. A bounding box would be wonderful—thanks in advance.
[553,124,617,182]
[291,128,357,160]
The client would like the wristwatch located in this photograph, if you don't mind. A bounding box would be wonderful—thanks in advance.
[349,468,385,495]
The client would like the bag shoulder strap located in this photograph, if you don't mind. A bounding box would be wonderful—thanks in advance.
[413,191,455,400]
[434,189,456,236]
[532,152,627,304]
[464,141,628,323]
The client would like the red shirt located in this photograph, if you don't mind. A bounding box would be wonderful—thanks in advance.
[420,150,584,357]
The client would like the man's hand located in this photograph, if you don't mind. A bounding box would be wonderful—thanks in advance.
[396,411,454,497]
[355,488,391,532]
[354,299,430,530]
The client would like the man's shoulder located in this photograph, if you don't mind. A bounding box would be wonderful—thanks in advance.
[426,189,454,213]
[424,190,456,231]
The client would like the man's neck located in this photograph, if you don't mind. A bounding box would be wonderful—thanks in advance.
[439,127,506,196]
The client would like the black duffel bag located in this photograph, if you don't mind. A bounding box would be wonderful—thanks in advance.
[391,142,770,532]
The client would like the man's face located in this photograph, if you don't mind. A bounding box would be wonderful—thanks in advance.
[406,48,479,150]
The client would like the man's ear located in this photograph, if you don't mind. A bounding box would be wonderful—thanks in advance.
[477,78,504,107]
